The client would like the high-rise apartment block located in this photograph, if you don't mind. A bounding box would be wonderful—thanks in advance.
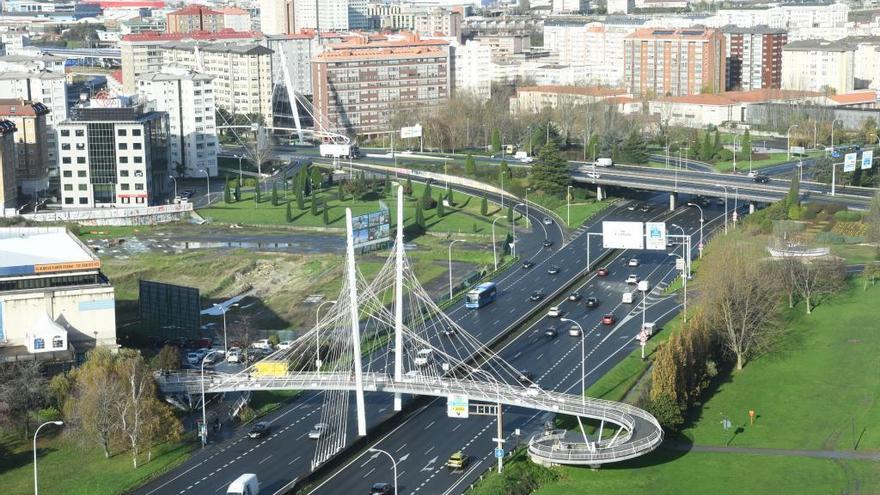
[624,28,726,98]
[137,67,218,178]
[722,25,786,91]
[165,5,224,34]
[544,18,645,87]
[782,39,854,94]
[453,40,492,101]
[0,99,50,198]
[260,0,294,35]
[312,34,450,135]
[293,0,350,32]
[0,121,16,211]
[57,102,169,208]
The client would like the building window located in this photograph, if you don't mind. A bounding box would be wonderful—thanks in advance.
[78,184,87,191]
[60,130,70,137]
[63,170,72,177]
[52,336,64,348]
[75,129,84,137]
[132,129,141,136]
[79,197,88,204]
[121,183,130,190]
[118,143,128,150]
[64,184,73,191]
[77,157,86,164]
[33,338,45,350]
[77,171,87,177]
[61,143,70,150]
[134,157,143,164]
[135,183,144,190]
[133,143,142,150]
[119,156,128,164]
[117,129,127,136]
[65,198,73,204]
[120,170,129,177]
[76,143,85,150]
[62,157,71,164]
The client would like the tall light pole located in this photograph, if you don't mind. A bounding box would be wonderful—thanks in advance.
[714,183,729,234]
[199,168,210,206]
[787,124,799,160]
[669,253,688,323]
[732,135,739,172]
[368,448,398,495]
[200,350,221,447]
[566,185,572,227]
[448,239,463,300]
[830,118,842,156]
[687,202,704,257]
[234,154,243,184]
[213,302,239,357]
[34,420,63,495]
[314,299,337,370]
[671,223,690,279]
[169,175,178,200]
[491,216,504,270]
[560,318,585,402]
[525,188,531,228]
[511,203,526,258]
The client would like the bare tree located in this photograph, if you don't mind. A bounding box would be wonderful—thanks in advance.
[0,361,48,437]
[697,232,782,370]
[868,192,880,244]
[115,351,156,469]
[791,257,846,314]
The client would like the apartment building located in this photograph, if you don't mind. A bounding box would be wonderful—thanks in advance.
[217,6,251,32]
[722,25,787,91]
[551,0,588,13]
[414,8,462,40]
[473,32,531,59]
[119,30,262,93]
[607,0,634,14]
[57,101,169,209]
[842,36,880,89]
[0,121,16,211]
[259,0,294,35]
[0,99,50,198]
[782,39,854,94]
[509,85,633,114]
[452,39,492,101]
[161,42,274,124]
[367,2,418,30]
[137,67,218,178]
[713,3,849,29]
[624,28,726,98]
[165,5,224,34]
[312,34,450,135]
[292,0,350,31]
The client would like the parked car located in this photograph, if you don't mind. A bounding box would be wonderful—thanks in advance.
[628,258,639,267]
[248,422,271,439]
[226,350,241,364]
[522,260,535,269]
[546,306,562,318]
[186,352,201,365]
[529,291,544,302]
[308,423,329,440]
[547,266,561,275]
[370,483,394,495]
[626,274,639,284]
[568,292,581,302]
[601,314,616,325]
[596,267,609,277]
[585,297,600,308]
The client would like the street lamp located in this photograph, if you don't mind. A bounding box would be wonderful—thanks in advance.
[213,302,239,357]
[491,216,505,270]
[714,183,729,234]
[200,350,222,447]
[199,168,210,206]
[315,299,337,370]
[669,253,688,323]
[566,185,572,227]
[686,202,704,258]
[830,119,843,155]
[169,175,178,200]
[33,420,63,495]
[786,124,799,160]
[560,318,586,402]
[732,135,739,173]
[233,154,244,184]
[511,203,527,258]
[368,448,398,495]
[448,239,463,300]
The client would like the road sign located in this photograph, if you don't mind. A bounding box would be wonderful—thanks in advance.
[832,150,840,158]
[447,395,469,418]
[844,152,857,172]
[602,221,644,250]
[862,150,874,170]
[494,448,505,458]
[675,257,685,271]
[400,124,423,139]
[644,222,666,250]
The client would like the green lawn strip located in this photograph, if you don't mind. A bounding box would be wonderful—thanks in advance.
[249,390,302,417]
[712,151,822,173]
[0,431,193,495]
[550,200,612,229]
[830,243,879,265]
[682,278,880,451]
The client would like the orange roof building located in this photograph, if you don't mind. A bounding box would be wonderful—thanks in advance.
[165,5,224,34]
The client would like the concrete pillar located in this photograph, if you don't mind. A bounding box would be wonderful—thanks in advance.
[596,185,604,201]
[749,203,755,214]
[669,192,678,211]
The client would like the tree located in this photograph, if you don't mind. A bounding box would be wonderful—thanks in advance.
[530,122,564,152]
[64,347,121,458]
[436,194,446,217]
[224,181,232,203]
[529,141,569,196]
[791,257,846,314]
[868,192,880,243]
[415,202,426,230]
[481,196,489,216]
[149,345,180,371]
[310,167,323,191]
[499,160,510,179]
[255,181,262,204]
[421,181,436,209]
[323,201,330,225]
[446,187,455,205]
[465,154,476,175]
[490,128,502,153]
[786,171,801,218]
[384,175,391,194]
[337,180,345,201]
[286,202,293,222]
[296,184,305,210]
[620,129,649,164]
[863,262,880,290]
[713,129,722,155]
[507,205,514,223]
[404,178,413,196]
[700,131,714,161]
[311,197,319,216]
[740,129,752,160]
[271,183,279,206]
[0,361,48,437]
[234,179,241,201]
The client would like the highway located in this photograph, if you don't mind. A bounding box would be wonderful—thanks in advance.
[308,198,725,495]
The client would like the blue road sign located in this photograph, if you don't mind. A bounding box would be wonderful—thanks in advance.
[832,150,840,158]
[494,448,504,458]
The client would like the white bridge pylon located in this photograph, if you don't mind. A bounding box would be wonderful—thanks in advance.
[156,186,663,467]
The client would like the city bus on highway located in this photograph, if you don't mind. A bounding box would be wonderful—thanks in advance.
[465,282,497,309]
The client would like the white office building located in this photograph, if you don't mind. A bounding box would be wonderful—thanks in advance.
[452,39,492,101]
[137,66,218,178]
[293,0,349,31]
[782,39,855,94]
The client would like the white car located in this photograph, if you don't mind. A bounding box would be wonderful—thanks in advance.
[308,423,329,439]
[414,348,432,366]
[277,341,293,350]
[626,274,639,284]
[568,325,581,337]
[628,258,639,267]
[585,171,600,179]
[252,339,272,350]
[546,306,562,318]
[526,383,541,396]
[747,171,757,178]
[226,351,241,364]
[186,352,201,365]
[543,217,553,226]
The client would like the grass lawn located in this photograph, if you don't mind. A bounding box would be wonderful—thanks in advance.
[830,243,878,265]
[249,390,301,416]
[713,151,822,173]
[0,431,192,495]
[551,200,611,229]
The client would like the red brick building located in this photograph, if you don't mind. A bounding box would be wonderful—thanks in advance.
[166,5,224,34]
[722,25,787,91]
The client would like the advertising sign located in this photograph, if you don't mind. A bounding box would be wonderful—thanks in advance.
[602,221,644,250]
[447,395,469,418]
[862,150,874,170]
[844,152,857,172]
[789,146,805,156]
[351,205,391,253]
[400,124,423,139]
[644,222,666,250]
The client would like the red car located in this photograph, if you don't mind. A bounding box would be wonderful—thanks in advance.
[601,314,616,325]
[597,267,609,277]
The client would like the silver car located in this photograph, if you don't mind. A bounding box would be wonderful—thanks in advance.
[308,423,329,440]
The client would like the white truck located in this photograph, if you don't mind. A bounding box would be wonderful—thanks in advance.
[514,151,533,163]
[595,157,613,167]
[319,143,360,159]
[227,473,259,495]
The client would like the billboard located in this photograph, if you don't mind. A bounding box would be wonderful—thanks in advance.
[351,205,391,253]
[447,395,469,418]
[645,222,667,250]
[400,124,423,139]
[862,150,874,170]
[844,152,858,172]
[139,280,200,338]
[602,221,644,250]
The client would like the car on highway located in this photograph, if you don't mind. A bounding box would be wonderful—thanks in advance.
[628,258,639,267]
[517,370,534,383]
[414,348,432,366]
[308,423,329,440]
[627,203,637,211]
[568,292,581,302]
[369,482,394,495]
[544,327,558,338]
[585,296,599,308]
[639,204,652,213]
[626,274,639,284]
[596,267,609,277]
[522,260,535,269]
[252,339,272,350]
[546,306,562,317]
[181,189,194,199]
[568,325,581,337]
[547,265,561,275]
[585,171,601,179]
[527,383,542,396]
[446,451,470,471]
[543,217,553,225]
[248,422,271,439]
[602,314,616,325]
[442,327,457,337]
[226,474,259,495]
[542,239,553,247]
[277,341,293,350]
[753,174,770,183]
[529,291,544,302]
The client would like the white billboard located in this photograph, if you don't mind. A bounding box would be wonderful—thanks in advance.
[844,152,858,172]
[644,222,666,250]
[400,124,422,139]
[447,395,468,418]
[602,221,644,250]
[862,150,874,170]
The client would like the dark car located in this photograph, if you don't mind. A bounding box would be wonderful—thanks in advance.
[248,422,271,439]
[585,296,599,308]
[596,267,609,277]
[517,370,534,383]
[547,266,561,275]
[638,204,652,213]
[542,239,554,248]
[522,260,535,269]
[601,314,616,325]
[181,189,194,198]
[370,483,394,495]
[753,174,770,184]
[568,292,581,302]
[544,327,558,338]
[529,291,544,302]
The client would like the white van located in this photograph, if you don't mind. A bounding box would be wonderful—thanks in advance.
[227,473,259,495]
[596,158,613,167]
[622,291,636,304]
